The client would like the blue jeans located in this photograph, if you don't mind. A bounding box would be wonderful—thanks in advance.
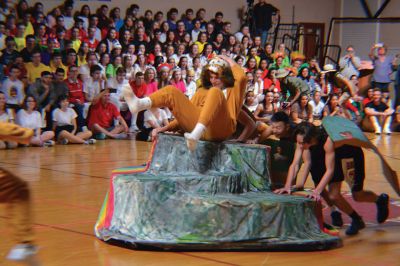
[255,28,269,46]
[72,103,85,131]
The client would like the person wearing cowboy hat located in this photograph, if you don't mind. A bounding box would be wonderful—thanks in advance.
[122,55,247,151]
[274,68,310,108]
[320,64,355,101]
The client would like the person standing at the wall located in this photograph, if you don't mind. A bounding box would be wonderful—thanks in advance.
[253,0,279,46]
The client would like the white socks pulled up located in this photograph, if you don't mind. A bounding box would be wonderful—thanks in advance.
[184,123,206,151]
[122,84,152,113]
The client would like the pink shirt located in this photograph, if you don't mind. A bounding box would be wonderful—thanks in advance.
[145,81,158,96]
[171,80,186,93]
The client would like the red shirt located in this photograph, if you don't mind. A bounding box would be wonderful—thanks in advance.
[263,78,281,92]
[83,38,99,51]
[65,79,85,104]
[362,98,372,106]
[129,80,147,98]
[88,101,120,129]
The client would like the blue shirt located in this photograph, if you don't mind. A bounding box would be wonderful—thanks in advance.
[373,55,394,83]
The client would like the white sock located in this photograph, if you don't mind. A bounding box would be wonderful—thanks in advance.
[383,117,392,132]
[122,85,152,113]
[184,123,206,151]
[370,116,381,133]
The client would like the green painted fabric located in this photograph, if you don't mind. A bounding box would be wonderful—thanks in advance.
[96,134,341,250]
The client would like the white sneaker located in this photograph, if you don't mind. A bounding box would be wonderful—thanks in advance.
[383,128,392,135]
[7,244,38,261]
[129,126,139,132]
[43,140,55,147]
[84,138,97,145]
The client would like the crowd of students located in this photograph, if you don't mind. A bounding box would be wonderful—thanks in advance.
[0,0,399,150]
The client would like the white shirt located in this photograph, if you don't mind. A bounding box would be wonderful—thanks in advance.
[16,109,42,130]
[52,108,77,126]
[0,111,11,122]
[1,78,25,105]
[64,16,75,30]
[309,99,325,118]
[185,80,197,100]
[84,78,104,102]
[143,109,167,128]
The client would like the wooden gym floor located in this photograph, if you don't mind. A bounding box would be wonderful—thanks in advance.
[0,133,399,266]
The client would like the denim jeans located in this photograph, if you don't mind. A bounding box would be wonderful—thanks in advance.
[255,28,269,46]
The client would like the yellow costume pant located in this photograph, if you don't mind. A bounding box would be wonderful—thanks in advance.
[0,122,34,244]
[150,86,236,141]
[0,168,34,244]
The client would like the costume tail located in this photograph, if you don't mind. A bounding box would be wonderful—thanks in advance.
[0,122,34,144]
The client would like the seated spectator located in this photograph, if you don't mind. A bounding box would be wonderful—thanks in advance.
[363,89,394,134]
[16,96,55,146]
[87,89,129,139]
[254,91,276,124]
[65,65,85,131]
[107,66,129,104]
[83,65,105,118]
[253,69,264,101]
[291,93,313,124]
[1,65,25,108]
[78,52,100,82]
[308,91,325,120]
[27,71,53,112]
[0,36,20,67]
[298,66,320,94]
[106,55,122,78]
[51,68,69,102]
[49,52,67,78]
[25,49,51,84]
[14,23,27,52]
[52,96,95,145]
[40,38,57,66]
[185,69,197,99]
[170,68,186,93]
[19,34,37,62]
[128,71,147,132]
[244,90,258,113]
[323,94,350,119]
[136,107,169,141]
[0,91,17,149]
[362,87,374,107]
[263,68,280,92]
[144,68,158,96]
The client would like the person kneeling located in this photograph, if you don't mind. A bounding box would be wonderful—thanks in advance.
[52,96,96,145]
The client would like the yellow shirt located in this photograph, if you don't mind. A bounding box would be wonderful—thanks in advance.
[24,22,34,37]
[195,41,206,53]
[26,63,51,84]
[50,62,68,78]
[14,37,26,52]
[72,39,82,53]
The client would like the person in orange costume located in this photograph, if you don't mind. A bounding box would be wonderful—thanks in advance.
[0,122,41,264]
[123,55,247,150]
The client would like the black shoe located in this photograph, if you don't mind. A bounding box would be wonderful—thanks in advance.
[331,211,343,227]
[345,218,366,236]
[376,193,389,223]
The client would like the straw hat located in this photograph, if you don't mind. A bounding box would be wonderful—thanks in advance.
[321,64,337,73]
[275,68,290,79]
